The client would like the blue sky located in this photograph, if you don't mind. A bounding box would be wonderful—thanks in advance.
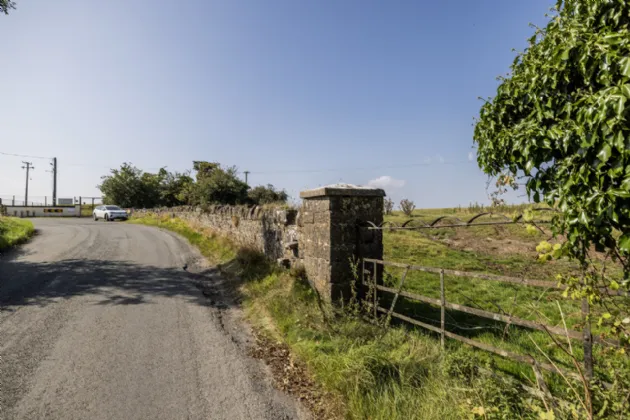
[0,0,554,207]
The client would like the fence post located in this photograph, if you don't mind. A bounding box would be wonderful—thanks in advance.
[361,258,365,288]
[12,195,15,206]
[440,269,445,349]
[373,260,378,319]
[582,297,594,381]
[45,196,47,206]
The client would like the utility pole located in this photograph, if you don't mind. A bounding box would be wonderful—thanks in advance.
[22,161,34,206]
[51,157,57,205]
[244,171,250,186]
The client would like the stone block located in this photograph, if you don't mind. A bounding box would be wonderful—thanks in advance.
[302,211,315,224]
[313,211,330,224]
[303,198,331,212]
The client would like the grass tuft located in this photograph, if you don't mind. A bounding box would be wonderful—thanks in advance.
[0,217,35,250]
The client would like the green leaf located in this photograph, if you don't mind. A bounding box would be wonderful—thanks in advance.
[597,143,612,164]
[620,57,630,78]
[622,177,630,191]
[602,313,612,319]
[619,233,630,254]
[622,84,630,99]
[579,211,589,225]
[613,131,625,151]
[525,160,534,174]
[609,189,630,198]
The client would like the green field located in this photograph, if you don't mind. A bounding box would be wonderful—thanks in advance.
[0,216,35,250]
[380,206,629,394]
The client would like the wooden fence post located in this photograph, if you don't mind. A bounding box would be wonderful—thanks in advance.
[440,269,445,349]
[582,298,594,381]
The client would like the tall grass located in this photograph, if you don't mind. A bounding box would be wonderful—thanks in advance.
[0,217,34,250]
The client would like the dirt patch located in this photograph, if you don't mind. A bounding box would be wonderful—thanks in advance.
[249,332,342,420]
[436,224,547,258]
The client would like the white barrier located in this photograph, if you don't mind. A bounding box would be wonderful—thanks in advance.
[4,205,81,218]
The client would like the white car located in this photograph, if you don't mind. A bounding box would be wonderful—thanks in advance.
[93,205,128,221]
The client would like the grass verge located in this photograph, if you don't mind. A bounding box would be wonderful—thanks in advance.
[129,214,237,264]
[0,217,35,250]
[130,213,577,419]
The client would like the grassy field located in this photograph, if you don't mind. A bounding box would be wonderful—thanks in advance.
[0,216,35,250]
[380,207,629,401]
[131,210,629,419]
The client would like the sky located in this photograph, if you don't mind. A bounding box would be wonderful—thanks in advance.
[0,0,554,207]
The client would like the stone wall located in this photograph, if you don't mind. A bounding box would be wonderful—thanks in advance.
[134,184,385,304]
[133,205,298,261]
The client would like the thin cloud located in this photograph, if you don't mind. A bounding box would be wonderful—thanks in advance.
[367,176,406,190]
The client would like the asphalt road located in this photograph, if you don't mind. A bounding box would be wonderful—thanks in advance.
[0,218,303,420]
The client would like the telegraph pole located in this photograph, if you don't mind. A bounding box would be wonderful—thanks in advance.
[22,161,34,206]
[52,157,57,205]
[244,171,250,186]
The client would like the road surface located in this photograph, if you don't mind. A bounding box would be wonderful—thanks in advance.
[0,218,303,420]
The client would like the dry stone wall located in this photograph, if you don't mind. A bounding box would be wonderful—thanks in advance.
[134,184,385,304]
[133,205,298,262]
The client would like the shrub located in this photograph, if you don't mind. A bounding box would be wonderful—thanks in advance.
[399,199,415,217]
[384,198,394,215]
[247,184,288,205]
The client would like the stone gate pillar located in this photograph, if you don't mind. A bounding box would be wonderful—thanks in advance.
[299,185,385,303]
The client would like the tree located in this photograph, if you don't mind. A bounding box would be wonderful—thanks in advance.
[1,0,16,14]
[158,169,194,207]
[247,184,288,205]
[474,0,630,275]
[384,198,394,215]
[473,3,630,412]
[98,164,192,208]
[98,163,147,208]
[399,199,415,217]
[189,161,248,206]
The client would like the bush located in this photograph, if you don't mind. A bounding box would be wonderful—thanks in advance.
[247,184,288,205]
[384,198,394,215]
[399,199,415,217]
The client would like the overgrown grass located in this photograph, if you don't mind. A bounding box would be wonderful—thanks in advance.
[0,217,35,250]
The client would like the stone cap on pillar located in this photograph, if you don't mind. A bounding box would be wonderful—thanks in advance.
[300,183,386,198]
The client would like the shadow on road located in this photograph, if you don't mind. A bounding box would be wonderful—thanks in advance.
[0,258,227,311]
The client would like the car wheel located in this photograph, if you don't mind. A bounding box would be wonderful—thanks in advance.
[105,214,109,221]
[93,213,98,221]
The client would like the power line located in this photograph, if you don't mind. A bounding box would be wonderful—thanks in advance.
[249,160,475,175]
[0,151,52,160]
[1,150,475,176]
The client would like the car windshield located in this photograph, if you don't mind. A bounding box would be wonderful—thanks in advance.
[105,206,122,210]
